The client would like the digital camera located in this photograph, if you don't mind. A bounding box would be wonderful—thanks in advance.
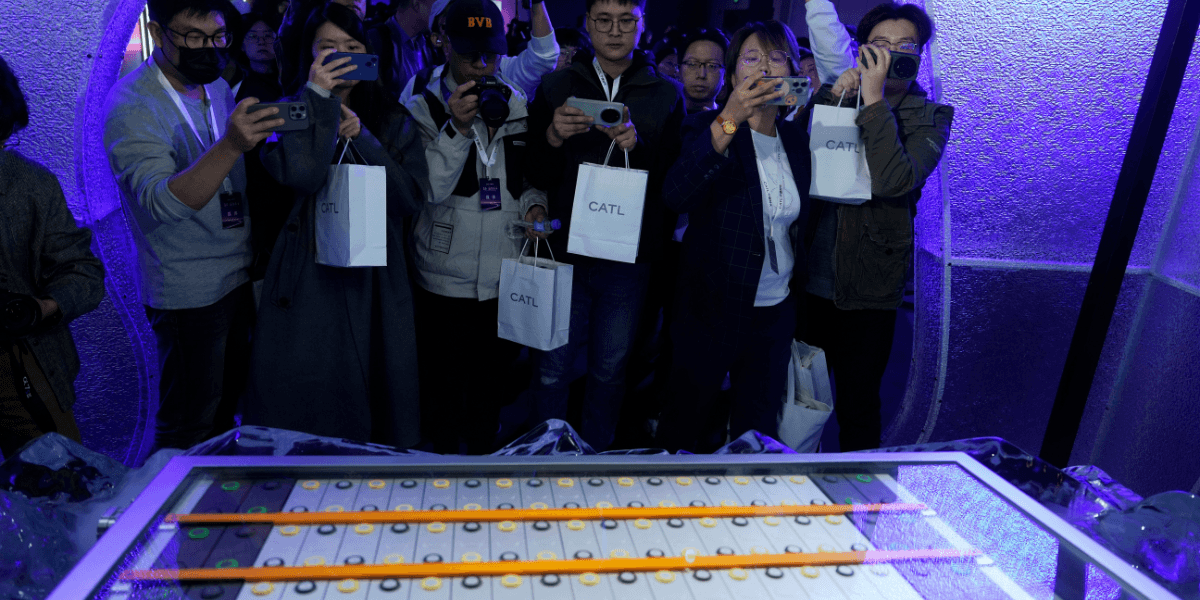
[466,76,513,127]
[1,290,41,338]
[863,47,922,81]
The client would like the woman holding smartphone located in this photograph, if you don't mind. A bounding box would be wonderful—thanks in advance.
[655,21,811,453]
[243,3,429,447]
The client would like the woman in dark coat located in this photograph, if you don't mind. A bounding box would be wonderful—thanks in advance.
[243,3,428,447]
[655,21,812,453]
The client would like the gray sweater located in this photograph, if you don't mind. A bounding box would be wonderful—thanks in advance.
[102,59,252,310]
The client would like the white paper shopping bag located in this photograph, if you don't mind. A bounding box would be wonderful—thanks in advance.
[315,140,387,267]
[568,141,648,263]
[498,239,573,351]
[809,89,872,205]
[778,340,835,453]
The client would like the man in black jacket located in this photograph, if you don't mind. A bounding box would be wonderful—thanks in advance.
[526,0,684,451]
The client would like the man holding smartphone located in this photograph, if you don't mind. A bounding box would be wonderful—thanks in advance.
[526,0,685,451]
[103,0,283,451]
[404,0,549,454]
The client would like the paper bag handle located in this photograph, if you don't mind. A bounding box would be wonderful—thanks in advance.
[335,138,365,166]
[517,236,558,277]
[601,140,631,170]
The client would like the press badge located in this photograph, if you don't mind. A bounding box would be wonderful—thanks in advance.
[220,191,245,229]
[480,178,502,211]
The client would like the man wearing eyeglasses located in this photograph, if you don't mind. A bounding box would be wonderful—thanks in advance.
[525,0,685,451]
[103,0,285,451]
[678,29,728,114]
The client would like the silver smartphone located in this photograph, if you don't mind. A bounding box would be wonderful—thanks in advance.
[565,97,626,127]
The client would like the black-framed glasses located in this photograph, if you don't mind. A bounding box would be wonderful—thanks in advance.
[681,59,724,74]
[739,49,789,68]
[245,32,277,44]
[590,15,640,34]
[164,26,231,49]
[868,39,919,53]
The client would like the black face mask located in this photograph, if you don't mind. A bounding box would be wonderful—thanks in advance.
[173,44,228,85]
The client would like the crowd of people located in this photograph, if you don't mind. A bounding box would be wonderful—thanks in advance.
[0,0,952,459]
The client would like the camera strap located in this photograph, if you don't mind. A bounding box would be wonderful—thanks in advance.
[592,59,621,101]
[5,342,34,402]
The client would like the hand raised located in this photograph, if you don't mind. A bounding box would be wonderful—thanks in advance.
[448,80,480,135]
[226,97,284,153]
[309,48,356,92]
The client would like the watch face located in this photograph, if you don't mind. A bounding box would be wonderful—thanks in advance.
[722,120,737,134]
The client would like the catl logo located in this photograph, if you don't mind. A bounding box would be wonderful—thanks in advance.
[468,17,492,27]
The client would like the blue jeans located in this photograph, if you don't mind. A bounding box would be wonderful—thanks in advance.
[531,260,651,451]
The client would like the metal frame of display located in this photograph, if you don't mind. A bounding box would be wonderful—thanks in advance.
[49,453,1178,600]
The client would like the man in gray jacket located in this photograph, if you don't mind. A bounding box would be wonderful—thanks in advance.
[406,0,548,454]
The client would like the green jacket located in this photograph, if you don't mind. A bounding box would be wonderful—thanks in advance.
[810,84,954,310]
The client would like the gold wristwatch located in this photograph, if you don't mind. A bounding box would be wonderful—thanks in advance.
[716,114,737,135]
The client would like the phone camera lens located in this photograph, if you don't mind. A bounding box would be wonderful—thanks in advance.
[600,108,620,124]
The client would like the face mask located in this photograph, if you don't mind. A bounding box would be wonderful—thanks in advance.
[173,45,228,85]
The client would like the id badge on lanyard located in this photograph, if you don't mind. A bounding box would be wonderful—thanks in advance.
[473,129,502,211]
[154,62,240,227]
[592,58,621,101]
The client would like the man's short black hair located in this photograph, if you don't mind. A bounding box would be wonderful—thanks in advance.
[0,55,29,143]
[856,2,934,48]
[148,0,233,28]
[680,27,729,59]
[584,0,646,15]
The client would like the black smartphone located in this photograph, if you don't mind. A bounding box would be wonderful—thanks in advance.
[323,52,380,81]
[247,102,309,132]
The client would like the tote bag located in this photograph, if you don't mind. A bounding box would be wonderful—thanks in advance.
[568,140,648,263]
[809,89,872,205]
[498,239,573,351]
[315,140,387,267]
[778,340,835,453]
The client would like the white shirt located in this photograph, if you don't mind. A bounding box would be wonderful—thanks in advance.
[752,129,801,307]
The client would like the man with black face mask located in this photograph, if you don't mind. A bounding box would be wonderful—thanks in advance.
[404,0,548,454]
[103,0,285,451]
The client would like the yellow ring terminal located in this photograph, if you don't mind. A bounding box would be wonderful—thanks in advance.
[427,522,446,533]
[657,500,676,508]
[595,501,613,509]
[461,552,482,563]
[557,478,575,488]
[301,480,320,490]
[618,477,635,487]
[580,572,600,586]
[817,544,835,553]
[432,479,450,489]
[496,479,513,488]
[789,476,808,485]
[537,551,557,560]
[420,576,441,591]
[567,520,585,531]
[530,502,549,510]
[279,525,300,536]
[676,477,692,486]
[800,566,820,578]
[681,548,699,563]
[367,479,386,489]
[729,568,749,581]
[734,476,750,485]
[780,499,797,506]
[501,574,523,588]
[336,579,359,593]
[750,546,769,555]
[498,521,517,532]
[304,556,326,567]
[394,504,414,512]
[700,517,717,528]
[250,582,274,596]
[324,505,344,513]
[463,503,482,511]
[721,500,738,507]
[763,516,781,526]
[634,519,652,530]
[655,570,676,583]
[610,549,630,558]
[383,554,404,564]
[825,515,844,525]
[354,524,374,535]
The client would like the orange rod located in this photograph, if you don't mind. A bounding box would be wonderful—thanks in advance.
[120,548,979,582]
[166,503,926,526]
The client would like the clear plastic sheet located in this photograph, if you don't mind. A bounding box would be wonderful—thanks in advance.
[4,427,1197,598]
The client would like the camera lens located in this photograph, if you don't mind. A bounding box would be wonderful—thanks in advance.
[600,108,621,124]
[893,56,918,80]
[479,89,511,127]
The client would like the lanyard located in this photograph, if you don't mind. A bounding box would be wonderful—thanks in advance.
[592,58,621,101]
[471,126,499,178]
[153,61,220,151]
[760,135,787,229]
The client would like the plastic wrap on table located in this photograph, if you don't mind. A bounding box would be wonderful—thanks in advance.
[1090,491,1200,598]
[711,429,797,455]
[182,425,436,457]
[491,419,599,455]
[0,488,79,600]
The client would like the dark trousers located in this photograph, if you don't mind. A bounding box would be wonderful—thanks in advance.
[531,260,651,451]
[655,295,795,454]
[804,294,896,451]
[414,286,522,454]
[144,283,254,451]
[0,341,80,459]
